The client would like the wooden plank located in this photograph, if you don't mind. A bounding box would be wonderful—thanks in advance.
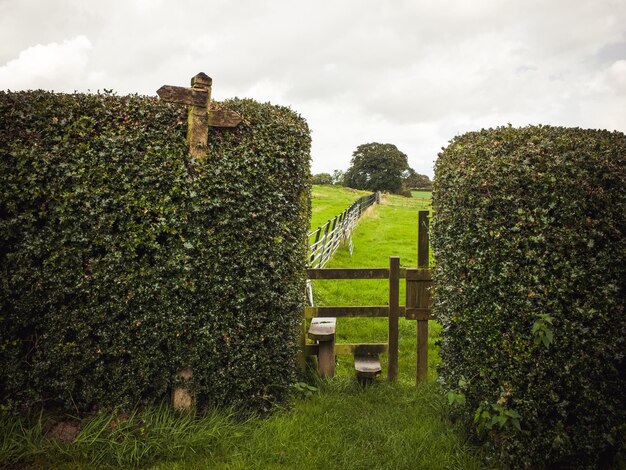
[388,256,400,382]
[308,317,336,341]
[406,268,433,281]
[335,343,387,356]
[355,355,381,378]
[157,85,209,108]
[305,306,389,318]
[404,308,434,321]
[306,268,389,280]
[207,108,243,127]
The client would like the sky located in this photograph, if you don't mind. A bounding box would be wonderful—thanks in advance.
[1,0,625,177]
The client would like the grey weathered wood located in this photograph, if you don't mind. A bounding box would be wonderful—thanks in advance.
[156,85,208,107]
[307,318,336,378]
[305,306,389,318]
[306,268,390,279]
[207,107,244,127]
[308,317,336,341]
[388,256,400,382]
[335,343,388,356]
[355,355,381,378]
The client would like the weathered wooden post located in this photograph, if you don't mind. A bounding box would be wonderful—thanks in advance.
[156,73,243,410]
[387,256,400,382]
[416,211,430,384]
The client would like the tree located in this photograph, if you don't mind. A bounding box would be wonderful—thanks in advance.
[331,169,345,186]
[403,168,432,190]
[344,143,410,193]
[312,172,333,185]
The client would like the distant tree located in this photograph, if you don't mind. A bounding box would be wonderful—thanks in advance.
[403,168,432,190]
[331,169,345,186]
[312,172,333,185]
[344,143,410,193]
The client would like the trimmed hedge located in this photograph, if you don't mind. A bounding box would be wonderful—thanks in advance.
[432,125,625,469]
[0,90,311,413]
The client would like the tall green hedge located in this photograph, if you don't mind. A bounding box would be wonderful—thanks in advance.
[0,90,311,413]
[432,125,625,469]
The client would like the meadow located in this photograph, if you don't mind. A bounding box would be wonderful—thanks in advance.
[1,186,495,469]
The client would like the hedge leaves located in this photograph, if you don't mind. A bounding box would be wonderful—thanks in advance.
[0,91,311,414]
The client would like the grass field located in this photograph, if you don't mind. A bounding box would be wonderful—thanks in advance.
[309,185,371,231]
[1,186,496,469]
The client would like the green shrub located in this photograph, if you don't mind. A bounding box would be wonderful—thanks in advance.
[0,90,311,413]
[432,125,625,469]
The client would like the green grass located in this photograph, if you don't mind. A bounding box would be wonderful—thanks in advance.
[1,187,498,469]
[411,190,432,199]
[309,185,372,231]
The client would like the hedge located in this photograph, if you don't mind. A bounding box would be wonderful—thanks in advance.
[0,90,311,413]
[432,125,625,469]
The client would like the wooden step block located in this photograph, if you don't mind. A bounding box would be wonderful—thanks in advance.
[308,318,336,378]
[308,317,336,342]
[354,355,381,381]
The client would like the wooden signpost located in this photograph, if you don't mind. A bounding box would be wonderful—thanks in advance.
[158,73,243,411]
[157,72,243,159]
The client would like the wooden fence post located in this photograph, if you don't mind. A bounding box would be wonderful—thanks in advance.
[416,211,430,384]
[388,256,400,382]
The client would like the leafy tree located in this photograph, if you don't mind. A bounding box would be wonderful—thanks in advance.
[312,172,333,185]
[403,168,432,190]
[344,143,410,193]
[331,169,345,185]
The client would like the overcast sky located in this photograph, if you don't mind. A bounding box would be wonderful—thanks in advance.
[1,0,625,177]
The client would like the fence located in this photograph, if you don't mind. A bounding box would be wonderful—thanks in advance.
[302,210,433,385]
[307,192,378,269]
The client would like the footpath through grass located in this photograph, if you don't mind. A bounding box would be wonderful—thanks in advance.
[1,187,494,469]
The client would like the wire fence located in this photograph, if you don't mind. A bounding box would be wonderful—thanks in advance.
[306,192,378,305]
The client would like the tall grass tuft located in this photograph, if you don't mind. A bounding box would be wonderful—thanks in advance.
[1,405,241,468]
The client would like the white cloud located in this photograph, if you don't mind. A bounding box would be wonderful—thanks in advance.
[0,35,102,91]
[606,60,626,94]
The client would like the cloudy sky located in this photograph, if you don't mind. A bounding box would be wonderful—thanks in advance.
[1,0,625,177]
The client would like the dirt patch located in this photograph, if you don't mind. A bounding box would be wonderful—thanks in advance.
[44,420,81,444]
